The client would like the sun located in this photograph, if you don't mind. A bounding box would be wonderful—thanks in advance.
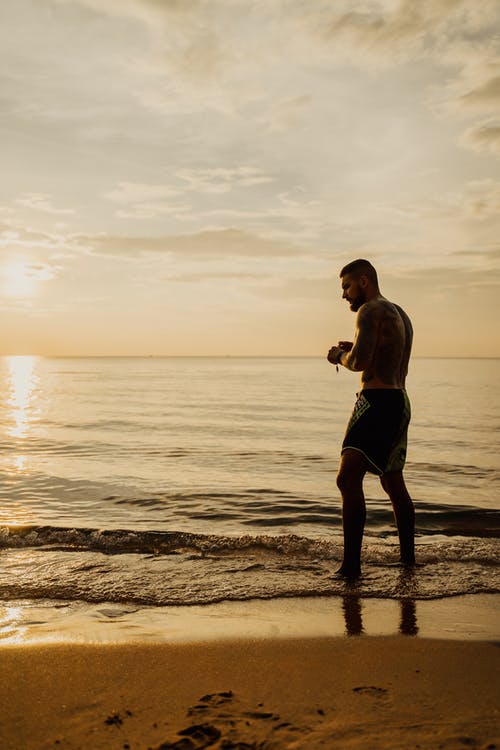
[1,259,51,298]
[2,260,36,298]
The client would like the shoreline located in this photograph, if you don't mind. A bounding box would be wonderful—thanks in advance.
[0,593,498,644]
[1,636,499,749]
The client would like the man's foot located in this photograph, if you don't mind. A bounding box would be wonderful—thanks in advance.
[400,559,423,569]
[335,564,361,579]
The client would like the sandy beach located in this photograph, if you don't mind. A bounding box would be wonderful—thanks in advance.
[1,630,499,750]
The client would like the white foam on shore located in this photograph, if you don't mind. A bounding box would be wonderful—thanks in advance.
[0,594,497,645]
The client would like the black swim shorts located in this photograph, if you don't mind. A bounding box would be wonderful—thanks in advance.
[341,389,411,475]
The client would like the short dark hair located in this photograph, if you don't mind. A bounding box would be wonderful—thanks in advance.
[340,258,378,286]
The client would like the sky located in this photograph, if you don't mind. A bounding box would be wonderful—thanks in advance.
[1,0,499,357]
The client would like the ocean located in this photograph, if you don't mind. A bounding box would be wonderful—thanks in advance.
[0,356,498,628]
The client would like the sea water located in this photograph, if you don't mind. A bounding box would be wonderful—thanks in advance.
[0,356,498,616]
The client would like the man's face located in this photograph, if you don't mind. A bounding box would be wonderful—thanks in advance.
[341,273,366,312]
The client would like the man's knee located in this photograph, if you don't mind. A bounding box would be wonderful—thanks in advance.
[381,470,404,495]
[380,473,390,495]
[381,471,413,506]
[337,450,367,493]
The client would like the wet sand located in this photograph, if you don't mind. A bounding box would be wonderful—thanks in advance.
[1,594,498,644]
[1,635,499,749]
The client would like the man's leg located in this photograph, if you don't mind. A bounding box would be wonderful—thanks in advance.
[380,470,415,566]
[336,449,368,577]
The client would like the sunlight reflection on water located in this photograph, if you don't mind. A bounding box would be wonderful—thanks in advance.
[5,355,39,440]
[0,604,25,644]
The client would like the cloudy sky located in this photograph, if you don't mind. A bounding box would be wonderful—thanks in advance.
[1,0,499,356]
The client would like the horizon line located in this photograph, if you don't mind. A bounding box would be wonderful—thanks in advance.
[1,354,499,361]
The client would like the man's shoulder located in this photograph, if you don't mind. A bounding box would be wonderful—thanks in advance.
[358,298,392,316]
[358,298,411,326]
[365,298,408,315]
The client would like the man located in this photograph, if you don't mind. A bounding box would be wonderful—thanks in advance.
[327,258,415,577]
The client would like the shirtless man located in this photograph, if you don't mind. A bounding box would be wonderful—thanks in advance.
[327,259,415,577]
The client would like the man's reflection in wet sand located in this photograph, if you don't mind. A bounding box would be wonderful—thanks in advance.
[399,598,418,635]
[341,594,419,637]
[342,594,364,636]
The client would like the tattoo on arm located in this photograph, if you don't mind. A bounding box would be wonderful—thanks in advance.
[345,304,379,371]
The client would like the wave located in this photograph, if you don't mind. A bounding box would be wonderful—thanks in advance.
[0,525,498,606]
[0,525,329,555]
[1,523,498,559]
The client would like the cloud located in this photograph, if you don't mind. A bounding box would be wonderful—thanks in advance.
[186,190,327,242]
[300,0,500,162]
[256,95,312,133]
[53,0,241,116]
[0,222,62,253]
[461,180,500,219]
[15,193,75,215]
[166,270,266,283]
[103,171,275,219]
[57,0,199,26]
[114,204,192,220]
[459,120,500,156]
[105,172,276,202]
[380,264,500,296]
[176,167,275,194]
[0,258,57,282]
[0,220,87,285]
[105,182,181,203]
[104,182,191,220]
[454,244,500,261]
[305,0,499,62]
[367,179,500,227]
[80,228,306,259]
[7,0,498,168]
[60,0,500,63]
[252,259,500,304]
[439,62,500,119]
[458,74,500,109]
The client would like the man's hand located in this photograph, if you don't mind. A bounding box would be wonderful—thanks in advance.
[327,341,353,365]
[338,341,353,352]
[327,345,343,365]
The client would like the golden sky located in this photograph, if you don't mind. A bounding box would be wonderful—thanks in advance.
[1,0,499,356]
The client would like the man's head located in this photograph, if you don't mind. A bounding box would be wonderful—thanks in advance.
[339,259,379,312]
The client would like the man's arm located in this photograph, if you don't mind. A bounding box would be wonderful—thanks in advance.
[340,303,379,371]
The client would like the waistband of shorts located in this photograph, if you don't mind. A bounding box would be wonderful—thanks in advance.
[357,388,406,396]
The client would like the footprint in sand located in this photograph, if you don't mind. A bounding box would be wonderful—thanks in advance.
[352,685,388,697]
[151,722,221,749]
[153,690,304,750]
